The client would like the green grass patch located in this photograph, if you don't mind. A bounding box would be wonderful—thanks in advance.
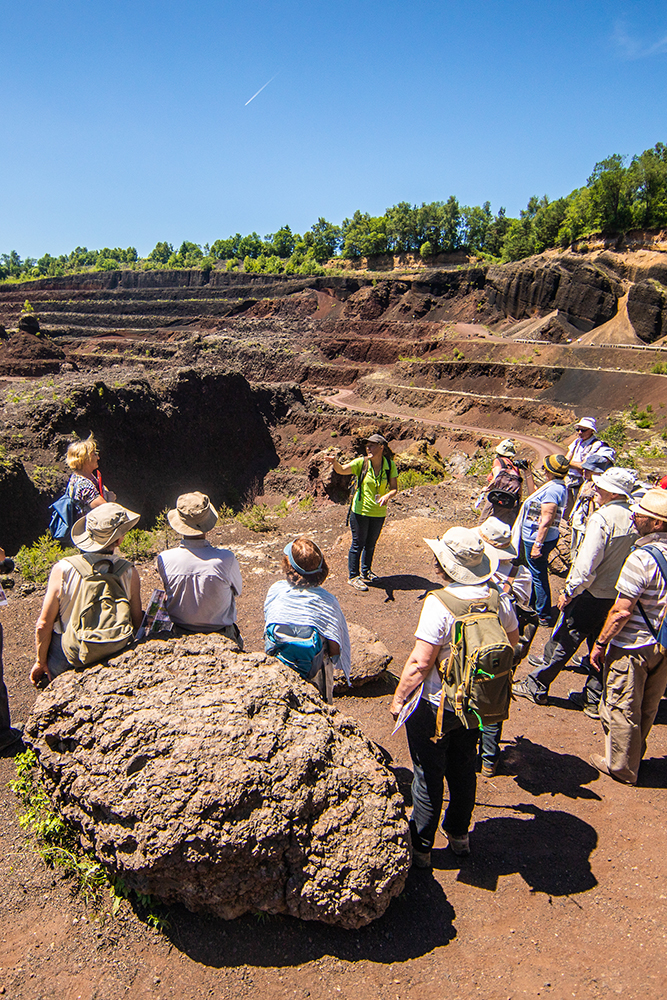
[15,534,76,584]
[236,504,273,532]
[397,469,442,490]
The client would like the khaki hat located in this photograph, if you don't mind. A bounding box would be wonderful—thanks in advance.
[495,439,516,457]
[592,467,636,498]
[71,502,140,553]
[477,517,518,561]
[631,488,667,522]
[167,492,218,536]
[425,527,499,585]
[543,454,570,478]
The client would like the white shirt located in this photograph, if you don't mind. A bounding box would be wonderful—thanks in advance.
[157,539,242,631]
[415,583,518,708]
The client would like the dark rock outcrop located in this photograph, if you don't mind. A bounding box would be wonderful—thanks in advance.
[627,279,667,342]
[23,635,410,927]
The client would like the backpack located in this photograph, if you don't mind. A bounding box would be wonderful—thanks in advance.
[61,554,135,668]
[48,480,78,542]
[487,458,522,510]
[431,586,515,734]
[636,544,667,653]
[264,623,325,680]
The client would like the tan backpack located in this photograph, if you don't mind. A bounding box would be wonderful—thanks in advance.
[431,586,515,735]
[61,554,134,668]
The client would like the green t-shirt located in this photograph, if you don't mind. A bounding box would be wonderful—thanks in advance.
[349,456,398,517]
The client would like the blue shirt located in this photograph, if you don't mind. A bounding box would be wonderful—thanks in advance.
[521,480,567,544]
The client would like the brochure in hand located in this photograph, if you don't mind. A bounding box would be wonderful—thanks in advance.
[136,589,173,641]
[391,683,423,736]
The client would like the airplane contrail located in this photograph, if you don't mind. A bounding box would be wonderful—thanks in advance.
[245,75,277,106]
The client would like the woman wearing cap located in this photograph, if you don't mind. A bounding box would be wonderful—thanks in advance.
[30,503,143,686]
[65,433,116,518]
[264,537,351,703]
[324,434,398,591]
[511,454,570,626]
[390,527,519,863]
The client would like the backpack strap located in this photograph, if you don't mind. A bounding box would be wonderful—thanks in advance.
[431,583,500,617]
[635,544,667,641]
[65,554,132,579]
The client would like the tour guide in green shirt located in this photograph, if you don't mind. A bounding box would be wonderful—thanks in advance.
[325,434,398,591]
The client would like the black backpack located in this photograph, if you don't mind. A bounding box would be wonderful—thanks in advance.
[487,457,522,510]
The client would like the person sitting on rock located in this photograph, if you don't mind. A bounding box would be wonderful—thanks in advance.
[65,433,116,518]
[31,504,143,686]
[264,537,351,704]
[157,492,243,647]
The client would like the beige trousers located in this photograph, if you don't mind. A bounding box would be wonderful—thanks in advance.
[599,643,667,784]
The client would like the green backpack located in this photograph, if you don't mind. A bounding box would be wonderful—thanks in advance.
[431,586,515,734]
[61,554,134,668]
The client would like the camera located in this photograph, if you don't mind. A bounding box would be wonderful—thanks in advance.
[514,458,530,470]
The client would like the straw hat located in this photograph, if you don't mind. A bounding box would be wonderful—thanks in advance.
[71,502,140,553]
[167,492,218,536]
[477,517,518,561]
[543,454,570,478]
[425,527,498,585]
[631,488,667,522]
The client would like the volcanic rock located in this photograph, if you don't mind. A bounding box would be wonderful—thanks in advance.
[334,623,393,692]
[23,635,410,928]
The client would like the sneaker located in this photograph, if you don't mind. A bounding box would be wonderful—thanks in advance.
[445,831,470,856]
[512,678,548,706]
[568,690,600,718]
[361,570,379,582]
[538,617,553,628]
[411,848,432,869]
[347,577,368,591]
[583,703,600,720]
[480,761,497,778]
[527,654,544,669]
[0,727,23,752]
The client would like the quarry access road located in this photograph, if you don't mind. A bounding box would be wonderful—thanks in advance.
[320,387,558,462]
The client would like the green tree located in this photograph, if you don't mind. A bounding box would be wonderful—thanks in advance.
[587,154,631,232]
[266,225,295,259]
[308,218,342,260]
[147,241,173,264]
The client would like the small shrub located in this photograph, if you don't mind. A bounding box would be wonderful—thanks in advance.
[397,469,440,490]
[600,420,627,450]
[298,495,314,512]
[119,528,158,562]
[15,534,76,584]
[453,348,465,361]
[218,503,235,520]
[651,361,667,375]
[274,499,289,517]
[466,448,495,477]
[29,466,62,491]
[236,504,272,532]
[330,430,338,438]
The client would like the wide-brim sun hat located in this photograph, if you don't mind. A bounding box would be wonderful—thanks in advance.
[543,454,570,478]
[425,527,499,585]
[576,417,597,431]
[168,492,218,536]
[582,453,613,473]
[477,517,518,561]
[592,467,636,498]
[495,439,516,457]
[630,488,667,521]
[71,502,140,553]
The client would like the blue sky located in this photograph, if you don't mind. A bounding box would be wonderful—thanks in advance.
[1,0,666,258]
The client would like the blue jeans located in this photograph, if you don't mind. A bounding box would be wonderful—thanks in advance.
[405,698,479,851]
[480,721,502,767]
[348,512,385,578]
[523,537,558,620]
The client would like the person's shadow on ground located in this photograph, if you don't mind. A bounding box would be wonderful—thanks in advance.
[502,735,602,800]
[368,573,438,603]
[164,867,456,967]
[434,803,598,896]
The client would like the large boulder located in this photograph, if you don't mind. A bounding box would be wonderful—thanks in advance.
[23,635,410,928]
[334,623,393,692]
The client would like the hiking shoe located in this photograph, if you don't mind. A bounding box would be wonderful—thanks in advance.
[361,570,379,582]
[538,617,553,628]
[480,761,497,778]
[411,848,432,869]
[527,654,544,669]
[568,690,600,718]
[0,727,23,752]
[347,577,368,591]
[512,678,548,706]
[445,831,470,856]
[583,702,600,720]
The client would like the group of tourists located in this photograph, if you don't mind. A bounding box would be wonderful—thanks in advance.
[2,419,667,874]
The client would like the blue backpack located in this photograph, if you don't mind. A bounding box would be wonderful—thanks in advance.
[264,623,324,680]
[48,481,78,542]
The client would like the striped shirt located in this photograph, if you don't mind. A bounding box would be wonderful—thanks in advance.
[611,533,667,649]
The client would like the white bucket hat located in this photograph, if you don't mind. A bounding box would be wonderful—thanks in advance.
[477,517,518,561]
[495,439,516,457]
[71,502,140,553]
[592,467,636,498]
[576,417,597,432]
[425,527,498,585]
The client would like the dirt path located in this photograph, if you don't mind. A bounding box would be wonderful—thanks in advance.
[320,388,559,462]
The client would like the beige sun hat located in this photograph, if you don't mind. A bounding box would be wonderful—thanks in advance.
[592,467,636,498]
[631,488,667,521]
[167,492,218,536]
[495,439,516,457]
[477,516,518,561]
[71,502,140,553]
[425,527,499,585]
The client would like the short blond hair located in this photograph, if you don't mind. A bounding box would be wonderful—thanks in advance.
[66,433,98,471]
